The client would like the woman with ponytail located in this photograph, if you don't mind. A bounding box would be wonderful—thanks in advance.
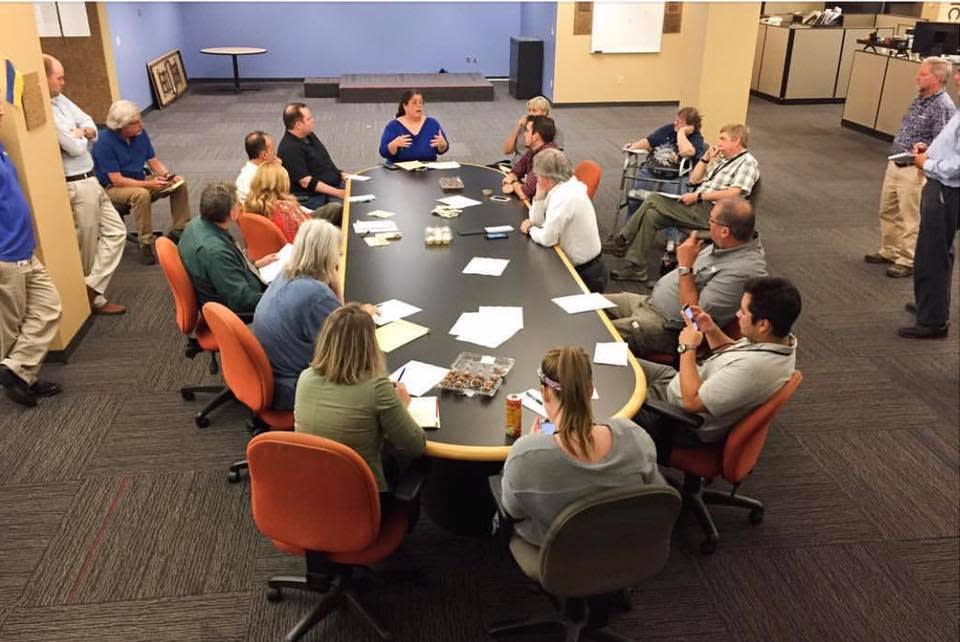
[499,346,664,546]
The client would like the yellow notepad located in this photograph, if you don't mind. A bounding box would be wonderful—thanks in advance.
[157,178,184,195]
[375,319,429,353]
[408,396,440,429]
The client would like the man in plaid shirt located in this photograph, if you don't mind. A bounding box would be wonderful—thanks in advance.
[606,123,759,283]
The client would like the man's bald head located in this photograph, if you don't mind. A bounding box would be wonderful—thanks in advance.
[43,54,65,97]
[712,197,755,242]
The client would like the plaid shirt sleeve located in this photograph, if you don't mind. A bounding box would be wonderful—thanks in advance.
[703,153,760,197]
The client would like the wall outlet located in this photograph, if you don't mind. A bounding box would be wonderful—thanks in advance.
[472,57,478,63]
[466,56,470,62]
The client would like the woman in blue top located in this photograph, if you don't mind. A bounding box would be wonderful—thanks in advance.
[379,89,449,163]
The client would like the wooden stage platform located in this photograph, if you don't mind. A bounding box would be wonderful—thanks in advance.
[305,73,494,102]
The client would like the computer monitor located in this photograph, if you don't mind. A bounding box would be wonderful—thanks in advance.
[912,22,960,57]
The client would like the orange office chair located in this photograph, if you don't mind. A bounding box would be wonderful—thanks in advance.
[155,237,233,428]
[641,371,802,554]
[201,302,294,482]
[574,160,602,200]
[237,212,287,261]
[248,431,413,641]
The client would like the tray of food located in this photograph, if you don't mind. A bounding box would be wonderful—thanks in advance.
[439,176,464,191]
[438,352,515,397]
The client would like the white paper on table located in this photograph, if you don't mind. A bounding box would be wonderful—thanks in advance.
[449,312,483,336]
[593,342,629,367]
[437,195,483,209]
[478,306,524,330]
[522,388,548,418]
[353,220,398,235]
[345,174,371,182]
[425,161,461,170]
[389,361,450,397]
[484,225,514,234]
[349,194,376,204]
[374,299,422,326]
[395,160,426,171]
[551,293,616,314]
[455,325,519,349]
[363,235,390,247]
[258,243,295,283]
[462,257,509,277]
[407,396,440,429]
[367,210,396,219]
[450,307,522,348]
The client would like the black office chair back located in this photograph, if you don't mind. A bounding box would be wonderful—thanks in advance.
[538,485,681,598]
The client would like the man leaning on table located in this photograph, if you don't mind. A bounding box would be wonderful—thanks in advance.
[44,54,126,315]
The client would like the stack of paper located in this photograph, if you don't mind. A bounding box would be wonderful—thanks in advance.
[349,194,376,204]
[450,306,523,348]
[426,161,461,170]
[593,342,629,367]
[407,396,440,429]
[367,210,396,219]
[389,360,449,396]
[374,299,422,326]
[552,293,616,314]
[258,243,295,283]
[375,319,429,353]
[462,257,510,277]
[395,160,426,171]
[353,220,399,235]
[437,195,483,209]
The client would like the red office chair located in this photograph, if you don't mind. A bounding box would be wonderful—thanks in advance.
[155,237,232,428]
[201,302,294,482]
[237,212,287,261]
[574,160,602,200]
[248,432,413,641]
[642,371,803,554]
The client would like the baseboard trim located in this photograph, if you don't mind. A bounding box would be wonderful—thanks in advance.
[840,119,894,141]
[191,76,305,83]
[45,314,93,364]
[750,90,845,105]
[552,100,677,108]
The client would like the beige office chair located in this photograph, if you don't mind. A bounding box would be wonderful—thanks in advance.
[490,483,681,641]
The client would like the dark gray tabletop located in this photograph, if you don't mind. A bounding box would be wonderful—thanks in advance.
[342,164,644,460]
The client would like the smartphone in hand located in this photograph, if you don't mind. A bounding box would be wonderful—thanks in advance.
[541,421,557,436]
[682,304,699,331]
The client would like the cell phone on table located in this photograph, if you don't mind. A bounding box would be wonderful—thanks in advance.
[540,421,557,436]
[383,163,399,171]
[682,304,699,330]
[485,232,508,240]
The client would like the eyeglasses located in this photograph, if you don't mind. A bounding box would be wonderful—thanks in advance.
[709,217,729,228]
[537,367,561,391]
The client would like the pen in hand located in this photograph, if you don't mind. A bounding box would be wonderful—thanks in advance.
[396,368,406,383]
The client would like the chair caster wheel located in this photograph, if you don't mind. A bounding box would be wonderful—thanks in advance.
[749,508,764,524]
[700,536,718,555]
[266,587,282,602]
[181,389,195,401]
[227,470,241,483]
[194,415,210,428]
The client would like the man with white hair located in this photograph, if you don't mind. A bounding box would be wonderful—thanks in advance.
[44,54,125,314]
[92,100,191,265]
[864,56,956,278]
[519,148,606,292]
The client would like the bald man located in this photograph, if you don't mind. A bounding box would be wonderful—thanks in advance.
[44,54,126,314]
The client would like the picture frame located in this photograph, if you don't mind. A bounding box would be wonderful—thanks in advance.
[147,49,188,109]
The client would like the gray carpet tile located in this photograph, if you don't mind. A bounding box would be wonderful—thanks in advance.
[876,537,960,627]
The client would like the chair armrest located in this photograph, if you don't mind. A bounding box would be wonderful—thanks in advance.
[392,467,425,503]
[641,398,703,428]
[488,474,523,524]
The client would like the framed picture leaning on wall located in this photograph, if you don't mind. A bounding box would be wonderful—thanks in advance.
[147,49,188,109]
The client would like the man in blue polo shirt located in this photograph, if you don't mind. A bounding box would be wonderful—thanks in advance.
[0,101,64,407]
[92,99,191,265]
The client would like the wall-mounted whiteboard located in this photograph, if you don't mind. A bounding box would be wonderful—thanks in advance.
[33,2,90,38]
[591,2,665,54]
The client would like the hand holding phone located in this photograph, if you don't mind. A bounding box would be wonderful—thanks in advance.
[540,421,557,436]
[682,304,699,331]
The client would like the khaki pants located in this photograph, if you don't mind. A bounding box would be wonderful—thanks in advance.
[67,177,125,303]
[620,194,712,278]
[106,181,191,246]
[877,161,924,268]
[0,256,62,385]
[605,292,675,355]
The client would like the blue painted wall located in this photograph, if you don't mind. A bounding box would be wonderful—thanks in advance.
[106,3,185,110]
[520,2,557,101]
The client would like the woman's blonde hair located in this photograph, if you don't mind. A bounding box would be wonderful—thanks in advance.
[284,218,340,282]
[309,303,385,385]
[244,161,296,216]
[540,346,595,456]
[527,95,551,114]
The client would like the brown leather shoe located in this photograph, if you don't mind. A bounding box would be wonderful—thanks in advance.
[93,301,126,315]
[886,264,913,278]
[139,244,157,265]
[864,252,894,265]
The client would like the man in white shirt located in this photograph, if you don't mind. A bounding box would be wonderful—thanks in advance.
[44,54,125,314]
[235,130,276,205]
[520,148,605,292]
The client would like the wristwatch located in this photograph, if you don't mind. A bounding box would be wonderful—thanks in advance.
[677,343,696,354]
[678,266,692,277]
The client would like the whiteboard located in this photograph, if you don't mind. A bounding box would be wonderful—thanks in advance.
[58,2,90,38]
[591,2,665,54]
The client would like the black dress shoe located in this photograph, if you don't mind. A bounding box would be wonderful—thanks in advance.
[30,379,62,397]
[897,324,949,339]
[0,365,37,407]
[905,302,917,314]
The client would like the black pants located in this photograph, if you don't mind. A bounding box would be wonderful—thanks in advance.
[576,254,608,293]
[913,179,960,328]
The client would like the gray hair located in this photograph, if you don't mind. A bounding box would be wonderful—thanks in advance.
[284,218,341,284]
[921,56,952,85]
[199,182,237,223]
[105,100,142,130]
[527,95,551,114]
[532,148,573,184]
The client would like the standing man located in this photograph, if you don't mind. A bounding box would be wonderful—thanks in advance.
[0,101,63,407]
[44,54,125,315]
[899,65,960,339]
[235,130,275,204]
[865,57,955,278]
[276,102,346,220]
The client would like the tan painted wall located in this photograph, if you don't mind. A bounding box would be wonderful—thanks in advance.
[0,3,90,351]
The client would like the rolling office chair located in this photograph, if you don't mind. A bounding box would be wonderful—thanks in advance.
[155,237,233,428]
[247,432,420,641]
[236,211,288,262]
[574,160,602,200]
[489,483,681,641]
[641,371,803,554]
[200,302,294,482]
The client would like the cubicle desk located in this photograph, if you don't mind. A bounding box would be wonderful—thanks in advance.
[842,50,960,140]
[751,23,894,103]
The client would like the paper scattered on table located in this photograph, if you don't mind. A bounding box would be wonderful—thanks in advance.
[395,160,426,171]
[522,388,548,418]
[375,299,422,326]
[463,257,509,277]
[345,173,371,182]
[479,306,524,329]
[484,225,514,234]
[353,220,398,235]
[367,209,396,219]
[432,205,462,219]
[593,342,629,367]
[450,306,523,348]
[437,195,483,209]
[375,319,429,353]
[363,235,391,247]
[349,193,376,204]
[258,243,294,283]
[426,161,461,170]
[552,292,616,314]
[389,360,449,397]
[407,396,440,429]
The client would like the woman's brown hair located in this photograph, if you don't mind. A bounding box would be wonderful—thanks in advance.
[244,161,296,216]
[540,347,595,457]
[396,89,422,118]
[309,304,385,385]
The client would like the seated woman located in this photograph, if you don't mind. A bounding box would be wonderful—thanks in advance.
[625,106,705,200]
[294,303,426,492]
[499,346,664,546]
[244,161,341,242]
[379,89,449,164]
[252,219,344,410]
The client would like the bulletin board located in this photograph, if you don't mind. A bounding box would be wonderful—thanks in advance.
[590,2,665,54]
